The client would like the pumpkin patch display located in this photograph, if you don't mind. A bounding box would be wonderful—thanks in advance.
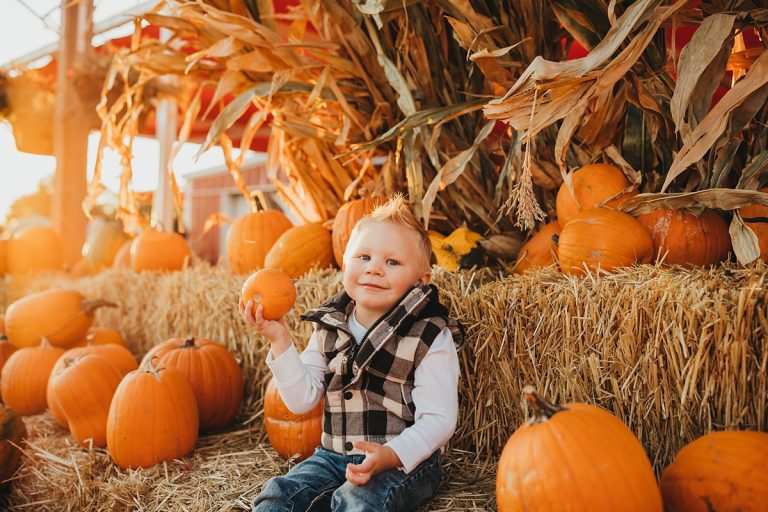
[556,163,637,227]
[3,289,115,349]
[264,223,335,278]
[514,221,561,273]
[0,404,27,485]
[557,208,654,274]
[660,430,768,512]
[47,354,123,447]
[241,268,297,320]
[0,340,65,416]
[263,378,323,461]
[0,239,7,275]
[636,208,730,267]
[47,343,138,427]
[226,210,293,274]
[106,358,199,469]
[5,226,63,275]
[331,198,383,267]
[738,187,768,262]
[496,387,662,512]
[130,229,192,272]
[142,336,243,432]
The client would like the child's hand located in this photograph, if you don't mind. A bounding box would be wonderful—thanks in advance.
[345,441,402,485]
[239,298,292,355]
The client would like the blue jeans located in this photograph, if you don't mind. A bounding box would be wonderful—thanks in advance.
[252,447,443,512]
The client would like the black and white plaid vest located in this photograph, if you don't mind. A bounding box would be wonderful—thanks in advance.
[301,283,465,455]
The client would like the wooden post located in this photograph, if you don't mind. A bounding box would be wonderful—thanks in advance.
[51,0,94,267]
[152,97,178,232]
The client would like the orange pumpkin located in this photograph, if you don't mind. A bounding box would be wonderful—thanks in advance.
[111,239,133,269]
[263,378,323,461]
[660,430,768,512]
[82,220,132,273]
[556,163,637,227]
[48,354,123,447]
[47,343,138,426]
[226,210,293,274]
[6,226,63,275]
[106,358,199,469]
[0,336,16,379]
[142,336,243,433]
[241,268,297,320]
[3,289,115,349]
[557,209,654,275]
[636,208,730,267]
[71,327,127,348]
[0,340,65,416]
[497,387,662,512]
[738,187,768,262]
[0,314,4,335]
[265,223,335,278]
[0,239,7,275]
[130,229,191,272]
[0,404,27,485]
[514,221,561,273]
[332,198,383,267]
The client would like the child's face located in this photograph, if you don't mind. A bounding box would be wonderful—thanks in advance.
[343,220,430,323]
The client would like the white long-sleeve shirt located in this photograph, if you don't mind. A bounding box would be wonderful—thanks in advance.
[266,309,459,473]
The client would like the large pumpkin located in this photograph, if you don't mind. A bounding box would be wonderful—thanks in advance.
[497,387,662,512]
[48,354,123,447]
[6,226,63,275]
[264,378,323,461]
[0,340,65,416]
[738,187,768,262]
[226,210,293,274]
[265,223,335,278]
[3,289,115,349]
[332,198,382,267]
[241,268,297,320]
[556,163,637,227]
[636,208,730,267]
[47,343,138,427]
[130,229,191,272]
[660,430,768,512]
[82,219,132,273]
[514,221,561,273]
[141,336,243,433]
[0,404,27,485]
[106,358,199,469]
[558,208,654,275]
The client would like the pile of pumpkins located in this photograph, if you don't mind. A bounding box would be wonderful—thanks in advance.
[514,163,768,274]
[0,287,244,471]
[496,387,768,511]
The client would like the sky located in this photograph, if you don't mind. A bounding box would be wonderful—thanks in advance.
[0,1,241,221]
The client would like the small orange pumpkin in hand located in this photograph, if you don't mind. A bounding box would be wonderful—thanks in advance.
[241,268,297,320]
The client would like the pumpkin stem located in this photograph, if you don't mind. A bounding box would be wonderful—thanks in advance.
[523,386,565,424]
[181,336,196,348]
[140,355,164,380]
[81,299,118,315]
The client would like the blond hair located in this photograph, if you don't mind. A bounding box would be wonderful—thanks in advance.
[344,194,432,272]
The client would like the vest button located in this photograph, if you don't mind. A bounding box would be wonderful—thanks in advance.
[345,442,353,451]
[344,391,353,400]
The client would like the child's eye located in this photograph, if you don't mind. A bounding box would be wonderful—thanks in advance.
[359,255,370,261]
[387,259,400,266]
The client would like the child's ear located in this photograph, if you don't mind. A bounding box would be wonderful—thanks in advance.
[418,272,432,285]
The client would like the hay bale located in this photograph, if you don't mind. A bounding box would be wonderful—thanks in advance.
[1,262,767,509]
